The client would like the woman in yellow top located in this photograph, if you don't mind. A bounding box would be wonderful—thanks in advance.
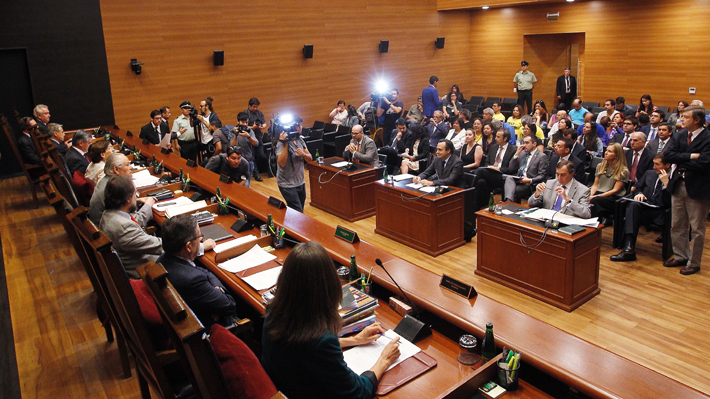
[472,118,483,144]
[507,104,524,140]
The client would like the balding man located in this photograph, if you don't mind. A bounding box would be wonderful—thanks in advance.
[343,124,377,165]
[89,153,155,226]
[625,132,654,185]
[568,100,589,127]
[33,104,51,135]
[427,110,449,148]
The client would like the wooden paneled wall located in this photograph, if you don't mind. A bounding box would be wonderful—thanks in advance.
[469,0,710,111]
[100,0,472,132]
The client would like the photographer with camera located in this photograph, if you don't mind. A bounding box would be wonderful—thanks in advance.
[275,117,311,212]
[377,89,403,146]
[230,111,259,188]
[197,97,219,158]
[172,101,197,161]
[245,97,267,182]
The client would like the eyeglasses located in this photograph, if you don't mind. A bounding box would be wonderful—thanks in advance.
[622,122,634,126]
[187,234,204,243]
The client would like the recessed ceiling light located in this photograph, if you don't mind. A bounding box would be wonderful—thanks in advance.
[482,6,489,9]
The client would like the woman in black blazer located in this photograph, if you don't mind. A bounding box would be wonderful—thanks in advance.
[400,124,430,174]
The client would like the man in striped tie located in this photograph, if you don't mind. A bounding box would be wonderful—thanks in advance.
[527,160,591,219]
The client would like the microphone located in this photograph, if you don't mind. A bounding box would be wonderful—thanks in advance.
[375,258,431,343]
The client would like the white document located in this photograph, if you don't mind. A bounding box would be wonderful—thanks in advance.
[419,186,436,193]
[159,132,171,149]
[521,208,599,228]
[406,182,423,189]
[331,161,350,168]
[151,196,192,211]
[164,200,208,218]
[242,266,282,291]
[217,244,277,273]
[214,235,258,253]
[343,330,421,375]
[393,174,415,182]
[132,169,160,188]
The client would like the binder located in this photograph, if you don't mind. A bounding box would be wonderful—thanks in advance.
[375,351,438,395]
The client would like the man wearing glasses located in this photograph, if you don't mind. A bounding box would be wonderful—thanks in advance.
[157,214,236,328]
[343,124,377,166]
[17,117,42,165]
[611,116,639,149]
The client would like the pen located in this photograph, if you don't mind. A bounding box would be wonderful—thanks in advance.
[157,201,176,207]
[366,266,374,284]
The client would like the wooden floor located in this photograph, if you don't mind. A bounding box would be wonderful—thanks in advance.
[2,171,709,398]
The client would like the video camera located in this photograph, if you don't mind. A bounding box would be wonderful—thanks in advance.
[187,105,198,119]
[273,114,301,141]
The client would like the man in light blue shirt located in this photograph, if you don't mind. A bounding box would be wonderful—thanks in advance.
[568,99,589,127]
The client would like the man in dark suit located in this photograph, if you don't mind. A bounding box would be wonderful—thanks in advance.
[663,106,710,275]
[157,214,238,328]
[639,110,665,142]
[139,110,169,145]
[413,139,464,188]
[547,138,585,183]
[422,75,445,118]
[611,154,672,262]
[562,129,589,165]
[426,110,450,148]
[555,67,577,111]
[47,123,70,158]
[646,123,673,155]
[502,135,548,202]
[16,117,41,165]
[33,104,51,135]
[610,116,638,149]
[472,129,517,216]
[625,132,654,185]
[65,129,92,175]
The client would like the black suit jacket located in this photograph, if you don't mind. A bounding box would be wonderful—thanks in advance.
[611,131,632,149]
[139,122,168,145]
[156,253,237,328]
[418,154,465,188]
[65,147,89,175]
[486,143,516,170]
[631,169,671,226]
[17,133,41,165]
[547,153,585,182]
[570,142,589,164]
[50,138,69,158]
[555,75,577,99]
[34,119,48,135]
[625,148,654,182]
[665,127,710,200]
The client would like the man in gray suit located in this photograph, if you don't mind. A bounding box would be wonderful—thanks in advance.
[503,136,548,203]
[343,124,377,165]
[99,175,162,279]
[89,153,154,227]
[528,160,591,219]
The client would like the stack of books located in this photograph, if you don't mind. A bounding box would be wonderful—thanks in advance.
[192,210,214,226]
[145,188,174,201]
[338,286,379,337]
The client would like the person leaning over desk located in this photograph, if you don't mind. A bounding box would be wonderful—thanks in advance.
[528,159,591,219]
[261,241,401,399]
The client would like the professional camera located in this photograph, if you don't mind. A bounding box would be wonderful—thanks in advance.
[236,124,249,133]
[273,114,301,141]
[187,105,198,119]
[370,91,385,102]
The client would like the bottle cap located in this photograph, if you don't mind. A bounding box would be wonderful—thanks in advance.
[486,322,493,328]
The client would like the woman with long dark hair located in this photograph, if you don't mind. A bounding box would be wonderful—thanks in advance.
[635,94,656,116]
[343,104,360,128]
[262,241,401,399]
[401,124,431,174]
[579,122,603,158]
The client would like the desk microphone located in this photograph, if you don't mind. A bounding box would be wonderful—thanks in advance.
[375,258,431,343]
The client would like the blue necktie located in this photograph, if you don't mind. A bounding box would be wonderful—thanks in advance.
[553,185,567,211]
[518,152,529,177]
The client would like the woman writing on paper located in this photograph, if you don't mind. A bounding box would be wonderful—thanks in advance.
[262,241,401,399]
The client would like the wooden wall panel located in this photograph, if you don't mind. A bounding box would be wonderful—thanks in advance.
[469,0,710,111]
[100,0,471,132]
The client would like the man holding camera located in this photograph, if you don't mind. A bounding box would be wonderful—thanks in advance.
[377,88,403,146]
[172,101,197,162]
[245,97,267,182]
[276,117,311,212]
[231,111,259,188]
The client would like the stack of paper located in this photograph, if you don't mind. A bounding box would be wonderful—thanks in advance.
[520,208,599,228]
[217,244,276,273]
[406,182,423,189]
[331,161,350,168]
[243,266,282,291]
[343,330,421,375]
[393,174,414,182]
[214,235,258,253]
[164,200,208,218]
[132,169,160,188]
[151,196,193,211]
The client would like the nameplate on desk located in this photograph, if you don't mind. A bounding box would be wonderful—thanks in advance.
[160,147,170,154]
[219,174,232,184]
[126,130,133,136]
[142,138,148,145]
[186,159,196,167]
[267,196,286,209]
[440,274,477,299]
[335,225,359,243]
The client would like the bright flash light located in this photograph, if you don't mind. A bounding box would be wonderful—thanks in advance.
[375,80,388,93]
[278,114,293,124]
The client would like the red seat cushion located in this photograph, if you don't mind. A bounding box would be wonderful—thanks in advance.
[72,170,95,206]
[129,279,171,351]
[209,324,278,399]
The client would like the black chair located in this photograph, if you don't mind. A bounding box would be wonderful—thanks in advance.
[478,101,494,114]
[501,103,513,112]
[321,132,339,157]
[323,123,337,134]
[309,120,325,140]
[657,106,670,115]
[591,107,604,115]
[305,139,324,161]
[333,134,352,159]
[336,125,351,136]
[486,97,501,103]
[468,96,484,106]
[503,97,518,105]
[627,104,638,110]
[583,101,600,109]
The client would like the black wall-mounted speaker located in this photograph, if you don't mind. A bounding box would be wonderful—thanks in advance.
[213,50,224,66]
[435,37,445,49]
[379,40,389,53]
[303,44,314,59]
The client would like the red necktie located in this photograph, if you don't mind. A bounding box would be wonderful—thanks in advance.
[494,147,503,167]
[130,215,140,226]
[688,132,692,147]
[630,152,639,181]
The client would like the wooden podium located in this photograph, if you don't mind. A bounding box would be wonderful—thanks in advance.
[307,157,380,222]
[475,203,602,311]
[374,178,465,257]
